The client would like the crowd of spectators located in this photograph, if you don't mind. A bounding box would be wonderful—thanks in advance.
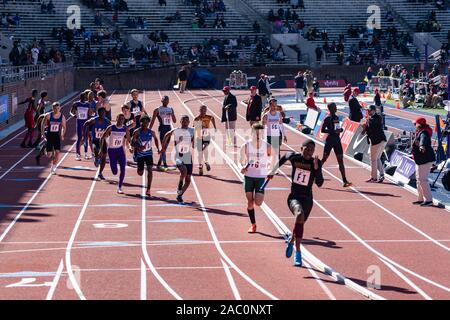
[407,0,450,11]
[187,0,227,29]
[8,38,66,66]
[415,10,441,32]
[81,0,129,12]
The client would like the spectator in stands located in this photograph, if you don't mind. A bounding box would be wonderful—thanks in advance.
[363,105,387,183]
[253,21,261,33]
[178,66,188,93]
[348,88,363,122]
[411,117,435,206]
[31,44,39,65]
[159,0,166,6]
[294,71,305,103]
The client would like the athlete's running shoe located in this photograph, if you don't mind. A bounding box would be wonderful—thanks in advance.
[117,188,124,194]
[85,154,92,160]
[199,165,203,176]
[285,236,294,258]
[343,181,352,188]
[247,224,257,233]
[294,251,302,267]
[205,162,211,171]
[146,189,151,197]
[420,201,433,207]
[377,176,385,183]
[365,178,376,183]
[75,154,81,161]
[176,195,184,203]
[97,173,106,181]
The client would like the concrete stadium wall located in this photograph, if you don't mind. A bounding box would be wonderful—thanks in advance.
[74,64,420,92]
[0,69,74,131]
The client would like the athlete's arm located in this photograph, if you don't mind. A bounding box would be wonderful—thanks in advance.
[262,113,268,126]
[239,143,249,174]
[100,126,112,155]
[61,116,67,141]
[82,118,94,142]
[131,129,140,149]
[70,103,77,117]
[171,108,177,123]
[149,108,158,129]
[268,152,293,178]
[161,129,175,153]
[321,117,331,134]
[211,116,217,130]
[41,114,50,137]
[125,128,132,150]
[152,130,160,153]
[314,157,324,187]
[279,115,287,142]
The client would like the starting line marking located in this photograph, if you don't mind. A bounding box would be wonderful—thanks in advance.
[93,223,128,229]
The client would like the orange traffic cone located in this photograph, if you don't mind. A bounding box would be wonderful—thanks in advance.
[396,100,401,109]
[323,96,327,104]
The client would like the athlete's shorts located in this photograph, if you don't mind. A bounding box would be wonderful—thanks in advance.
[196,138,210,151]
[176,158,193,175]
[93,139,107,154]
[137,155,154,171]
[267,135,282,147]
[46,133,61,152]
[159,125,172,142]
[323,135,343,156]
[244,176,266,194]
[287,194,314,222]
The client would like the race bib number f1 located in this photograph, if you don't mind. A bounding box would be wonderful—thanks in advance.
[334,122,341,131]
[293,168,311,186]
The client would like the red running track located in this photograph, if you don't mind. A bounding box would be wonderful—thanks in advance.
[0,89,448,300]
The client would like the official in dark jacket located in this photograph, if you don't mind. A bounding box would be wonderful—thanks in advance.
[221,86,238,146]
[246,86,263,125]
[294,71,305,103]
[363,105,387,183]
[348,88,364,122]
[257,74,269,106]
[411,117,436,206]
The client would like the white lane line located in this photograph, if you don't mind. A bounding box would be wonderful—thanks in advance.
[378,257,432,300]
[302,259,336,300]
[141,259,147,300]
[221,259,241,300]
[45,259,64,300]
[0,149,35,180]
[0,142,76,243]
[189,90,352,300]
[0,129,28,149]
[193,89,384,300]
[141,173,182,300]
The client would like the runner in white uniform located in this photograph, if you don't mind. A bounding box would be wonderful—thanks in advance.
[263,98,287,162]
[240,123,274,233]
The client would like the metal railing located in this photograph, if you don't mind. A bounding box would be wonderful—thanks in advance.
[0,61,73,85]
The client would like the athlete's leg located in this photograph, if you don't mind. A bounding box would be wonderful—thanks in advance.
[53,150,60,165]
[108,148,119,175]
[117,149,126,189]
[182,174,191,195]
[245,192,256,224]
[76,120,83,156]
[146,160,153,193]
[336,154,349,182]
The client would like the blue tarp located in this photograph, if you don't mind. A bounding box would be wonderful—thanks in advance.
[188,69,217,89]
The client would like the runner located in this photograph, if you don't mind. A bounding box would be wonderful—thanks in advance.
[41,102,67,175]
[262,98,287,162]
[321,102,352,188]
[34,112,49,165]
[86,90,97,159]
[193,105,217,175]
[96,90,111,120]
[82,107,111,180]
[70,92,90,161]
[161,115,194,203]
[267,139,324,266]
[132,115,160,197]
[19,89,38,148]
[240,123,274,233]
[150,95,177,170]
[100,113,132,194]
[127,89,148,125]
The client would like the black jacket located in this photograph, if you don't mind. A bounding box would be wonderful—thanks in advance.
[221,93,238,122]
[178,70,187,81]
[246,94,262,122]
[294,75,304,89]
[348,96,363,122]
[257,79,269,96]
[412,129,436,165]
[365,113,386,145]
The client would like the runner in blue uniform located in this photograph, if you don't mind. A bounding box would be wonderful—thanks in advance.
[132,115,160,197]
[150,95,176,170]
[70,92,91,161]
[82,107,111,180]
[127,89,148,126]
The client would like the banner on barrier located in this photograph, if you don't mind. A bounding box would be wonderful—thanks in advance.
[318,79,346,88]
[0,95,8,123]
[389,150,416,184]
[340,118,360,153]
[313,111,328,141]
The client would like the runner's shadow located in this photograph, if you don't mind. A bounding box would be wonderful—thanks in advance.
[320,187,400,198]
[303,237,342,249]
[201,174,242,185]
[56,174,96,181]
[199,206,247,217]
[254,231,285,240]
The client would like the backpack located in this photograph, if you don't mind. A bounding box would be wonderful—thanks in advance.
[442,170,450,191]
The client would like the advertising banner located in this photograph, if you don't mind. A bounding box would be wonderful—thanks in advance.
[389,150,416,184]
[313,111,328,141]
[0,95,8,123]
[340,118,360,153]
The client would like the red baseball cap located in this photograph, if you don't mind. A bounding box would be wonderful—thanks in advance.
[353,88,360,93]
[414,117,427,125]
[250,85,257,91]
[222,86,230,92]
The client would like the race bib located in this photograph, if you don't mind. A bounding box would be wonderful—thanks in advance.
[95,129,104,139]
[126,120,134,127]
[78,108,88,120]
[293,168,311,186]
[132,107,140,114]
[163,117,171,126]
[178,144,190,154]
[270,123,280,136]
[334,122,341,130]
[50,123,60,132]
[142,142,152,152]
[111,135,123,147]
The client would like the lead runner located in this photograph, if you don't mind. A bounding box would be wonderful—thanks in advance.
[267,139,324,266]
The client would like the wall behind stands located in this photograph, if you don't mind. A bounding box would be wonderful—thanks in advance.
[74,64,418,91]
[0,69,74,131]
